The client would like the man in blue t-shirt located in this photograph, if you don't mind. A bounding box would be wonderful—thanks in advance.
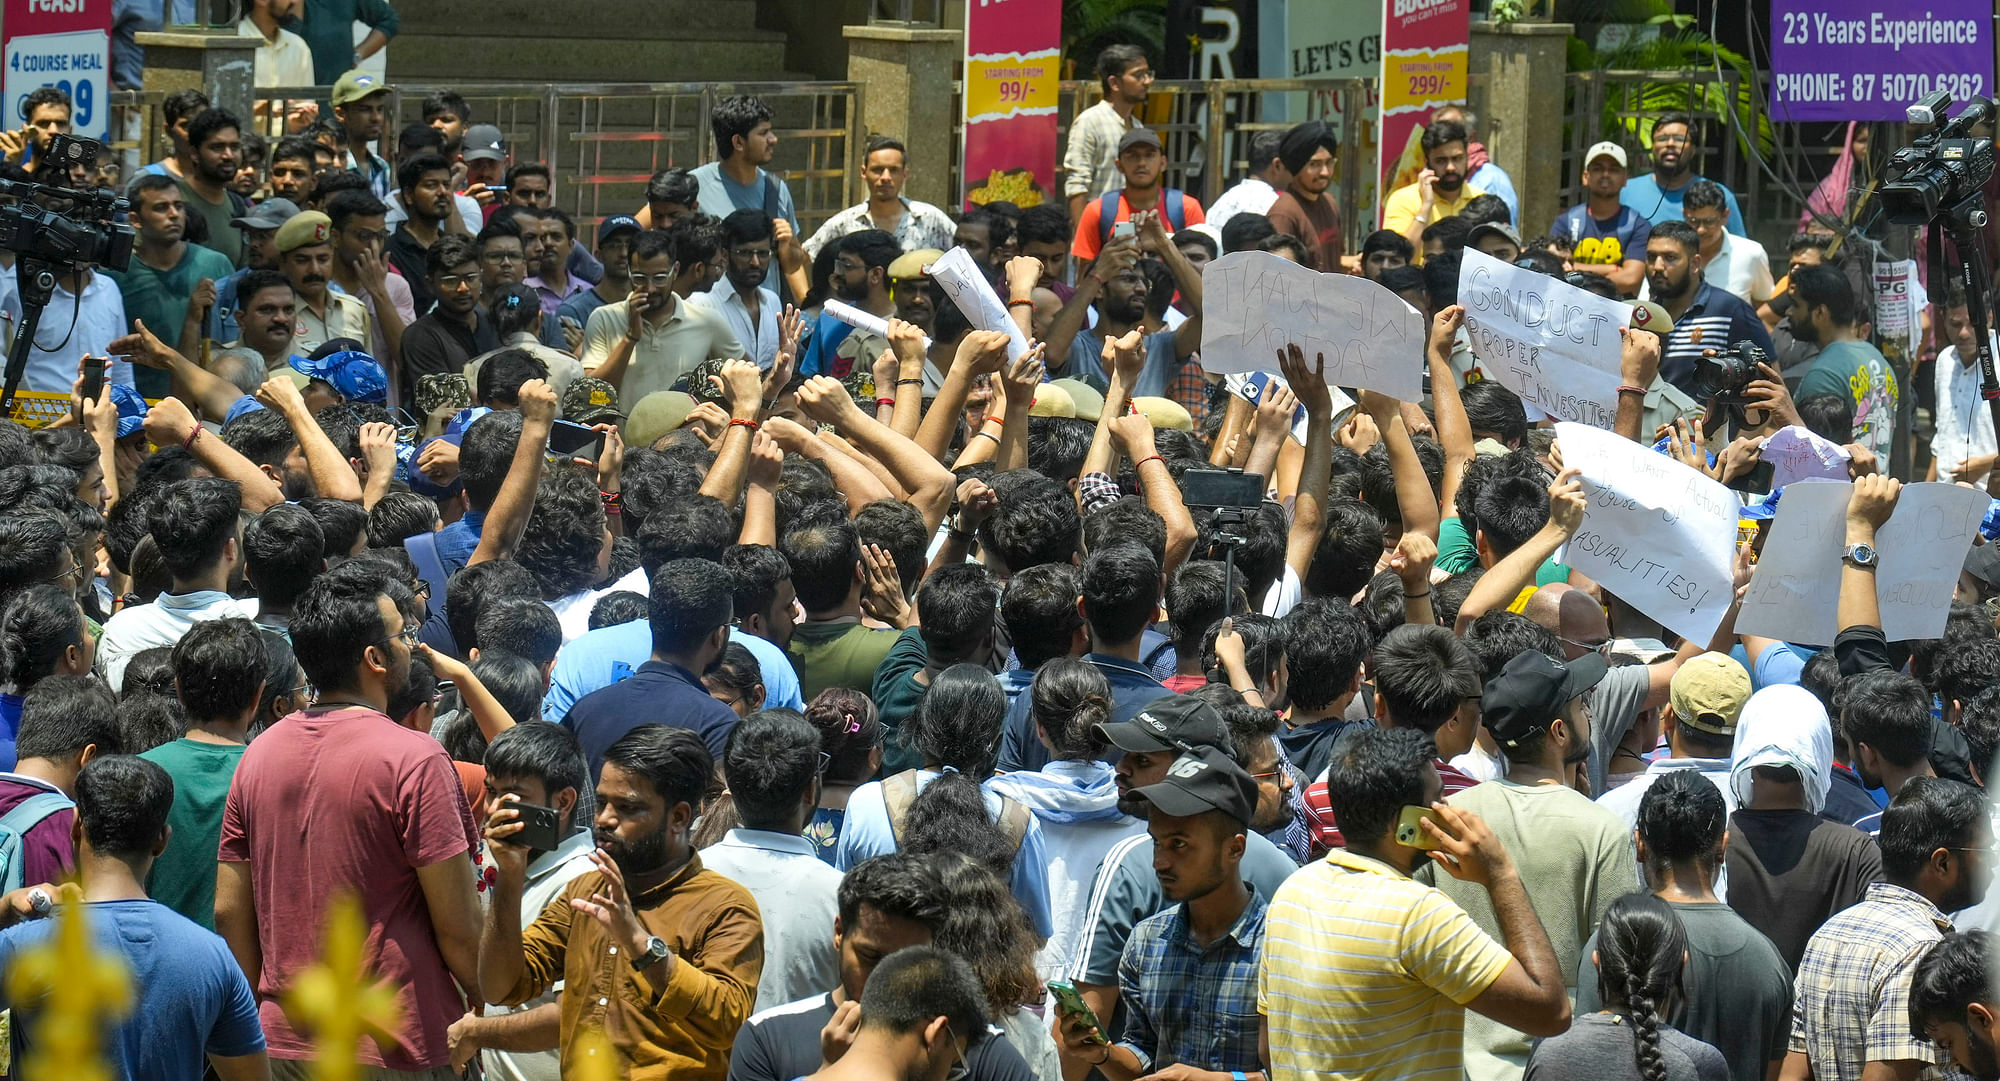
[1644,220,1779,397]
[0,755,265,1081]
[1551,141,1650,297]
[1041,212,1204,399]
[692,94,803,297]
[1620,112,1747,235]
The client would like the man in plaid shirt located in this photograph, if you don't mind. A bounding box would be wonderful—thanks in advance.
[1056,745,1270,1081]
[1782,777,1990,1081]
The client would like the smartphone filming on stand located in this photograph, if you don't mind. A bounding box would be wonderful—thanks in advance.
[80,354,105,406]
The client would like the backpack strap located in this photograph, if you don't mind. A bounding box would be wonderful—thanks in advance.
[404,531,455,618]
[1164,189,1186,232]
[995,795,1032,851]
[0,792,72,837]
[881,770,922,847]
[1563,204,1590,245]
[1095,190,1122,247]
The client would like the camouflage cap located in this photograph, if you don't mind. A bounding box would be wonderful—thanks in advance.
[415,373,473,419]
[676,357,730,405]
[562,376,623,424]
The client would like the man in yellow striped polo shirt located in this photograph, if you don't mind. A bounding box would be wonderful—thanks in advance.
[1259,727,1570,1081]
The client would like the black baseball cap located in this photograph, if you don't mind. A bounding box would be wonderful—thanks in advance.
[1130,745,1257,826]
[1480,649,1607,749]
[1095,694,1229,754]
[1117,128,1164,155]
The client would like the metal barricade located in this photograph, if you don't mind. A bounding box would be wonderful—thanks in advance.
[115,79,861,235]
[1559,68,1838,248]
[1027,78,1375,250]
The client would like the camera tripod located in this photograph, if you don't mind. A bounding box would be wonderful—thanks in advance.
[1,255,67,414]
[1925,191,1999,485]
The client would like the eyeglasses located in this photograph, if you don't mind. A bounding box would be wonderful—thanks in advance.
[435,274,478,290]
[1560,636,1611,657]
[481,251,523,264]
[944,1039,970,1081]
[1652,133,1691,145]
[1127,69,1156,82]
[633,273,679,288]
[1249,768,1286,781]
[387,623,421,648]
[730,247,773,264]
[46,560,82,586]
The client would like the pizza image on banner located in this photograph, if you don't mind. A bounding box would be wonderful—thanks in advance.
[960,0,1061,211]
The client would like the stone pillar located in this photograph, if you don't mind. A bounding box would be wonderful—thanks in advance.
[134,29,259,137]
[844,23,962,207]
[1468,20,1572,237]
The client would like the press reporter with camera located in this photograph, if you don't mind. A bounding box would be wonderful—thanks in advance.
[0,134,139,403]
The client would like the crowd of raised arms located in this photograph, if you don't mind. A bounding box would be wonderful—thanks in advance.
[0,27,1995,1081]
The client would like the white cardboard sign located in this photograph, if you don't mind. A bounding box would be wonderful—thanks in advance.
[1553,422,1742,643]
[930,247,1031,360]
[1459,248,1634,429]
[1198,251,1425,400]
[1738,480,1989,644]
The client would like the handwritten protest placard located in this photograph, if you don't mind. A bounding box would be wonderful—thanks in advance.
[930,246,1031,360]
[1734,480,1847,644]
[1761,425,1850,488]
[1552,422,1741,643]
[1459,249,1634,429]
[1199,251,1425,400]
[1737,480,1988,644]
[824,299,931,351]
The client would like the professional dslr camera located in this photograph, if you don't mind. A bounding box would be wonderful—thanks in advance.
[1691,340,1767,405]
[0,133,134,271]
[1882,92,1996,225]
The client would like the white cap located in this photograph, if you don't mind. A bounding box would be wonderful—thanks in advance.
[1585,141,1629,169]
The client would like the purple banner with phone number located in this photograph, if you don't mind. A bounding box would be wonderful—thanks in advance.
[1770,0,1992,122]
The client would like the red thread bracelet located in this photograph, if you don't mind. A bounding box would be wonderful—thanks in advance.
[182,426,201,452]
[1134,454,1165,469]
[729,418,759,431]
[876,397,895,407]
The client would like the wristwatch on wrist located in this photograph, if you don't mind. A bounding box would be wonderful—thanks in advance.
[1842,542,1879,569]
[638,935,671,966]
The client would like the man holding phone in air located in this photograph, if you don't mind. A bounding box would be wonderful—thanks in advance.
[1068,128,1204,269]
[452,722,597,1081]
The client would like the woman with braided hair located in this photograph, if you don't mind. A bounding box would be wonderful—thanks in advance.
[1524,893,1728,1081]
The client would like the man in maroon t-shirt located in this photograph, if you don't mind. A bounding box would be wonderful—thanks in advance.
[1264,121,1343,273]
[217,560,483,1076]
[0,675,123,886]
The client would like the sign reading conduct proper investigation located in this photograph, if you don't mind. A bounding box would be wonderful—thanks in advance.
[1769,0,1992,122]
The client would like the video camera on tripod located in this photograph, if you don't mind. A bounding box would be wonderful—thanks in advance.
[1883,93,2000,485]
[0,133,135,412]
[1882,92,1995,226]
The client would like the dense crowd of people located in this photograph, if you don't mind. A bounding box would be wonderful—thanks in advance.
[0,32,1994,1081]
